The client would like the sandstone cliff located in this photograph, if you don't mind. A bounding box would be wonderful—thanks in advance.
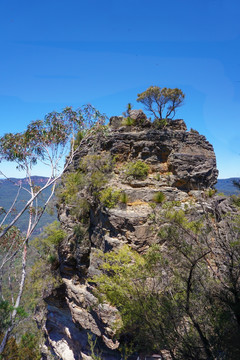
[38,111,226,360]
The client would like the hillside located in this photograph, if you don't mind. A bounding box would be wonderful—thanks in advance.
[215,177,240,195]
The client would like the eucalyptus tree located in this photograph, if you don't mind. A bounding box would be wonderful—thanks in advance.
[0,104,107,354]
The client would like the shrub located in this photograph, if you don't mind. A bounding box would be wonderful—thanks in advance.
[232,195,240,207]
[152,191,165,203]
[125,160,149,180]
[74,130,85,149]
[57,171,85,204]
[153,118,168,128]
[99,188,121,209]
[206,188,216,198]
[73,224,86,244]
[70,198,90,221]
[122,117,135,126]
[120,192,128,204]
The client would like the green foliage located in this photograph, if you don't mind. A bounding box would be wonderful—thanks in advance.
[57,153,115,220]
[25,221,64,309]
[73,224,86,243]
[124,160,149,180]
[152,191,165,203]
[58,171,85,204]
[17,333,41,360]
[153,118,168,128]
[122,103,133,118]
[79,153,114,193]
[122,117,135,126]
[74,130,85,148]
[91,206,240,358]
[90,245,170,353]
[0,335,19,360]
[136,86,185,120]
[32,221,65,250]
[0,332,41,360]
[119,192,128,204]
[0,299,27,335]
[231,194,240,207]
[70,198,90,221]
[0,300,13,332]
[206,188,216,198]
[99,187,121,209]
[87,333,102,360]
[0,104,108,355]
[0,105,104,167]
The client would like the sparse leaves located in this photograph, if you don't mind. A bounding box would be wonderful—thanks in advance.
[137,86,185,120]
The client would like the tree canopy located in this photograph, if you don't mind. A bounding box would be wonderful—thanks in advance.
[136,86,185,120]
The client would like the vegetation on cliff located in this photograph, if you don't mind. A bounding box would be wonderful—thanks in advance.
[0,104,107,355]
[91,203,240,359]
[1,87,239,359]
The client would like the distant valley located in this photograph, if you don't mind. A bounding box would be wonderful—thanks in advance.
[215,177,240,196]
[0,176,57,235]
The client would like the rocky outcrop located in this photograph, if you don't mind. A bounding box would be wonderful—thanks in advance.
[40,112,220,359]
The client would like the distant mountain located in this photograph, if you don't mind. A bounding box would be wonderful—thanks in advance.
[216,178,240,196]
[0,175,50,186]
[0,176,57,235]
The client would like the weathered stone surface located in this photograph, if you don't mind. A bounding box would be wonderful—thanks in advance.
[129,109,147,121]
[167,118,187,131]
[109,116,123,129]
[40,116,220,359]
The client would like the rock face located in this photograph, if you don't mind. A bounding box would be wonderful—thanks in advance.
[40,113,219,359]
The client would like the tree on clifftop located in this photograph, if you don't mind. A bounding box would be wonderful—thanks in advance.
[136,86,185,120]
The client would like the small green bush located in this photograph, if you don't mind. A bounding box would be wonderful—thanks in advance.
[57,171,85,204]
[70,198,90,221]
[73,224,86,243]
[153,118,168,129]
[152,191,165,203]
[125,160,149,180]
[120,192,128,204]
[99,187,121,208]
[47,254,57,264]
[122,117,135,126]
[74,130,85,149]
[206,188,216,198]
[232,195,240,207]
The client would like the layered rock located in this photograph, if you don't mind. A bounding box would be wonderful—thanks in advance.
[40,113,220,359]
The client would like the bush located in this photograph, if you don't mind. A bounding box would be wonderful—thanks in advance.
[206,188,216,198]
[73,224,86,244]
[120,192,128,204]
[99,188,121,209]
[125,160,149,180]
[232,195,240,207]
[152,191,165,203]
[57,171,85,204]
[122,117,135,126]
[153,118,168,129]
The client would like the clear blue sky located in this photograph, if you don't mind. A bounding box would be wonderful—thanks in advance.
[1,0,240,179]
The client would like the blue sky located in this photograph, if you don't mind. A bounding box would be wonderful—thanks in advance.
[0,0,240,179]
